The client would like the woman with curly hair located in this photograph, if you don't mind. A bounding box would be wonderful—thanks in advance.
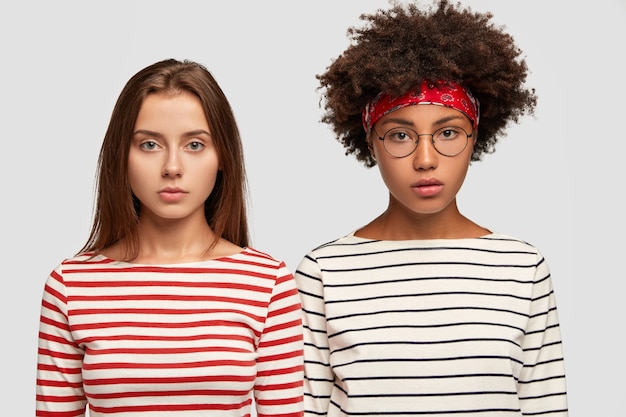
[294,1,568,415]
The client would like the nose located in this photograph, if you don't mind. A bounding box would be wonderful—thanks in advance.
[412,135,438,170]
[162,150,183,177]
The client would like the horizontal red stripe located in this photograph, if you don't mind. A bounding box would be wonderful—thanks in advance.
[88,388,249,399]
[257,364,304,377]
[264,318,302,334]
[38,364,82,375]
[64,266,274,280]
[68,294,268,306]
[36,408,84,417]
[71,319,258,332]
[275,273,295,285]
[76,332,253,344]
[268,302,301,319]
[255,381,303,391]
[38,348,83,361]
[83,374,255,386]
[83,358,256,370]
[70,307,264,321]
[270,287,299,304]
[258,412,304,417]
[39,332,74,346]
[66,280,271,293]
[89,398,252,413]
[258,334,303,348]
[85,345,252,356]
[41,299,64,316]
[257,349,303,363]
[39,316,70,332]
[256,395,303,406]
[37,379,83,389]
[36,394,84,403]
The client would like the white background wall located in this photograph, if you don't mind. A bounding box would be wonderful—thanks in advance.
[2,1,624,415]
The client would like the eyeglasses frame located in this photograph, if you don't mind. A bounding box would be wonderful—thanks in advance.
[374,125,474,158]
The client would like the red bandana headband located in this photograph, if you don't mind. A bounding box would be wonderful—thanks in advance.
[362,80,480,132]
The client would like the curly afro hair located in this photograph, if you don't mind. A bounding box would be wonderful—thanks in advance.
[317,0,537,167]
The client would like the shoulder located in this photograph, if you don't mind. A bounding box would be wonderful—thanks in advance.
[475,233,549,273]
[297,233,381,270]
[55,252,114,271]
[307,232,369,254]
[238,248,297,291]
[237,247,291,270]
[44,253,113,287]
[302,232,545,264]
[479,233,543,255]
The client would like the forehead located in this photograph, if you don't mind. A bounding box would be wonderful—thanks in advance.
[135,92,209,127]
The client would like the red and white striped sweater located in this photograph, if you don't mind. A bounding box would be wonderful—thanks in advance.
[36,247,304,417]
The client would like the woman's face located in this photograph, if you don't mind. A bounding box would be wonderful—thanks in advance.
[370,103,475,218]
[128,91,220,224]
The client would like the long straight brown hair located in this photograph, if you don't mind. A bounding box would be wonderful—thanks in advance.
[80,59,249,260]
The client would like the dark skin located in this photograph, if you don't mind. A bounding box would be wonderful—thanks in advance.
[355,103,491,240]
[358,208,487,240]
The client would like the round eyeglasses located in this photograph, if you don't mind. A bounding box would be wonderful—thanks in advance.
[375,126,473,158]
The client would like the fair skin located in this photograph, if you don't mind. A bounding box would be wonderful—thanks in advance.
[104,91,241,264]
[356,104,490,240]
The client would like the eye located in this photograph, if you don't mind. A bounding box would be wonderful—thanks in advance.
[186,141,205,151]
[385,128,416,143]
[139,141,159,151]
[434,127,463,141]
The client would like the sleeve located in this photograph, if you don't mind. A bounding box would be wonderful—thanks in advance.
[294,253,334,416]
[254,261,304,417]
[36,265,87,417]
[518,254,569,416]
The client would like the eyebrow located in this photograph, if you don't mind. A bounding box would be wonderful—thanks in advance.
[380,114,467,128]
[133,129,212,138]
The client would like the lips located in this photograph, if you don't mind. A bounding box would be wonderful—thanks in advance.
[411,178,443,197]
[158,187,188,202]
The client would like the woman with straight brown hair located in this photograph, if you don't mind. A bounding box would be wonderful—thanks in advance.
[36,59,303,417]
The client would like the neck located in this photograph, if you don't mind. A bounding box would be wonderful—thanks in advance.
[357,198,489,240]
[134,214,218,264]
